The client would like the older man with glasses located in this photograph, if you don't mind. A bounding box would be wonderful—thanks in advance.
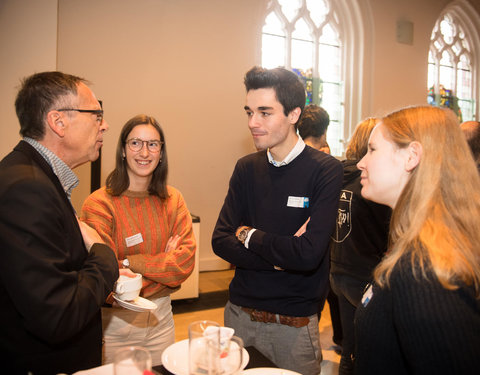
[0,71,119,374]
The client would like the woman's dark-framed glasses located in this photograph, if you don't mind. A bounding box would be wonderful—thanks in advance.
[57,108,104,123]
[126,138,163,153]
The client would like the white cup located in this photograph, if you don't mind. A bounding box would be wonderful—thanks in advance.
[115,273,142,301]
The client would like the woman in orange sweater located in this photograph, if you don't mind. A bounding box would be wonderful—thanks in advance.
[81,114,196,365]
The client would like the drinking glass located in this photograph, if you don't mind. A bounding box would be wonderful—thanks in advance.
[113,346,152,375]
[188,320,221,375]
[210,335,244,375]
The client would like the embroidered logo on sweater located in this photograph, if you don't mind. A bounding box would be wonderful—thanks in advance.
[331,189,352,243]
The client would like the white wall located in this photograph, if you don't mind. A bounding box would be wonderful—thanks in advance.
[1,0,478,271]
[365,0,451,118]
[0,0,57,158]
[57,0,267,270]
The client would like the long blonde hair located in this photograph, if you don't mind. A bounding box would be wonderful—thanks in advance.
[374,106,480,297]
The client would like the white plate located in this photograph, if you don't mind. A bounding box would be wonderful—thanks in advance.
[161,338,249,375]
[113,294,158,312]
[242,368,301,375]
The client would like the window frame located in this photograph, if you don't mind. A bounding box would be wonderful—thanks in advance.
[428,3,480,121]
[259,0,369,157]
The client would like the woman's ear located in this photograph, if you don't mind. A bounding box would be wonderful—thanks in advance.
[46,110,65,138]
[405,141,422,172]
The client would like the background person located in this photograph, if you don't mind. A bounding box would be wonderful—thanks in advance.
[329,118,391,375]
[81,114,196,365]
[298,103,331,153]
[0,71,119,374]
[212,66,343,375]
[297,103,343,353]
[355,106,480,374]
[460,120,480,172]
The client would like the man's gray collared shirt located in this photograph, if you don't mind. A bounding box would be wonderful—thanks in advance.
[23,137,79,200]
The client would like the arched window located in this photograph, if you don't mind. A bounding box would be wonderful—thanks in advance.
[428,5,480,121]
[261,0,344,155]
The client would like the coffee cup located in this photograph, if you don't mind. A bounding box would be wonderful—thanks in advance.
[115,273,142,301]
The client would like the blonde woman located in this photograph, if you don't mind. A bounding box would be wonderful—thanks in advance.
[355,106,480,374]
[330,118,391,375]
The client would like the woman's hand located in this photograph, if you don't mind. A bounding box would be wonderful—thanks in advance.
[164,234,181,253]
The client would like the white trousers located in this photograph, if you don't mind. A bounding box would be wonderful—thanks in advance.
[101,295,175,366]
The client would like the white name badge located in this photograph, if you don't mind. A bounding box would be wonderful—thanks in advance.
[287,196,309,208]
[361,283,373,307]
[125,233,144,247]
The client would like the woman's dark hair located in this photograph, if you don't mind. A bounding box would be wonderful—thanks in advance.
[106,114,169,199]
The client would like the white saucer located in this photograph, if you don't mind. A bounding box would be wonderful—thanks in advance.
[242,368,301,374]
[161,338,249,375]
[113,294,157,312]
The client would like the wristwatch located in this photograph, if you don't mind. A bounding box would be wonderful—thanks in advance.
[122,258,130,268]
[237,226,252,245]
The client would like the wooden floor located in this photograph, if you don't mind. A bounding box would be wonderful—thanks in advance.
[172,269,340,374]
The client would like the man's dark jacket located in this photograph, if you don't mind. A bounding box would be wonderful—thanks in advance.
[0,141,118,374]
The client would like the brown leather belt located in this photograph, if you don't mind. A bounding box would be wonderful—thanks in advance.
[241,307,310,328]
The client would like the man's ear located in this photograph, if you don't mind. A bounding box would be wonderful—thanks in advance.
[288,107,302,125]
[46,110,66,138]
[405,141,422,172]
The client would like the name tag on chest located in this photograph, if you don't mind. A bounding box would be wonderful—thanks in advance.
[361,284,373,307]
[287,196,309,208]
[125,233,144,247]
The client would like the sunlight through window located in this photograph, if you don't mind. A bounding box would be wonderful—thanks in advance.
[261,0,344,156]
[428,13,475,121]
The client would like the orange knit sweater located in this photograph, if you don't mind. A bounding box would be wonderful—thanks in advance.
[81,186,196,298]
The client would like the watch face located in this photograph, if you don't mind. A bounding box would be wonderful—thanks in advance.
[239,229,248,242]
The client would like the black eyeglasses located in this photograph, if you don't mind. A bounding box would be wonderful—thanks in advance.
[57,108,104,124]
[126,138,163,153]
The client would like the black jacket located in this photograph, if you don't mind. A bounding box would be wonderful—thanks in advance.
[330,159,391,281]
[0,141,119,374]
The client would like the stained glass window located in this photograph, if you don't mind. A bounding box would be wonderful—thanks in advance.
[428,13,475,121]
[261,0,344,156]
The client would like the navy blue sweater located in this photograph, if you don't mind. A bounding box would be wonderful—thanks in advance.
[212,146,343,317]
[355,259,480,374]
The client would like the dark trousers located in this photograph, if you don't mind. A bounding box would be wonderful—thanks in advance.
[318,284,343,348]
[327,289,343,346]
[330,273,369,375]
